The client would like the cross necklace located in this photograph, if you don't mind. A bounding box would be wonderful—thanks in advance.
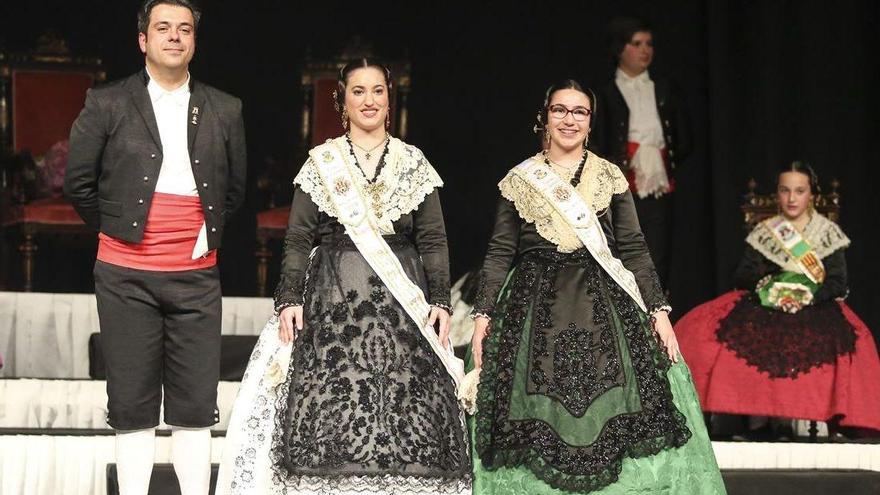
[350,135,389,160]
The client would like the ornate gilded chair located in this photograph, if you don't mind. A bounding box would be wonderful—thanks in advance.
[0,32,105,290]
[254,44,411,296]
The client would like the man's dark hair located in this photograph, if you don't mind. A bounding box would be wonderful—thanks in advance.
[138,0,202,35]
[607,16,652,60]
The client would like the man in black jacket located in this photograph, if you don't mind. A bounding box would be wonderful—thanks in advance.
[63,1,245,493]
[592,16,691,291]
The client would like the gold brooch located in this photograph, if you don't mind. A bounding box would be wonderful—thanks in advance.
[534,169,548,179]
[334,177,351,195]
[367,181,387,216]
[322,151,333,163]
[553,186,571,201]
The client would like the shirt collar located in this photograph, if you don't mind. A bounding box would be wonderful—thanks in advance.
[145,67,191,106]
[615,67,652,86]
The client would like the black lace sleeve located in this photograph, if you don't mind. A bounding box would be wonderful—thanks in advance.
[814,249,848,303]
[733,245,775,290]
[412,189,451,308]
[609,191,669,312]
[473,197,521,316]
[273,185,320,311]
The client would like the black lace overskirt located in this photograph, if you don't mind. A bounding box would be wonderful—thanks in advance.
[716,296,857,378]
[475,248,690,493]
[271,240,470,485]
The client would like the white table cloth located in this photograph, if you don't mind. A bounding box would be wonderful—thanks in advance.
[0,292,273,378]
[0,379,240,430]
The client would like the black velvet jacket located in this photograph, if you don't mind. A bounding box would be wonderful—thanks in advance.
[64,71,247,249]
[734,246,848,304]
[274,185,451,310]
[591,75,692,174]
[474,189,668,315]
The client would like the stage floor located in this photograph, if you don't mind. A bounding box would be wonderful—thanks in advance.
[2,433,880,495]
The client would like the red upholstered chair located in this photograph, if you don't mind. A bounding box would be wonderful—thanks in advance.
[254,47,411,296]
[0,33,104,290]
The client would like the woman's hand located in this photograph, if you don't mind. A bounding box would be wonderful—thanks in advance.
[428,306,451,348]
[279,305,303,344]
[651,311,679,363]
[472,316,491,369]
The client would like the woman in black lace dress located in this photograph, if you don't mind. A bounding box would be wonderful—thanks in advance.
[467,80,724,494]
[217,59,470,494]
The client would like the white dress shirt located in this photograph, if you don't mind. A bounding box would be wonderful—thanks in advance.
[615,68,670,198]
[146,68,208,258]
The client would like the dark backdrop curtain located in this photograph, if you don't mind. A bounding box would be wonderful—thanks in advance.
[703,0,880,337]
[1,0,877,338]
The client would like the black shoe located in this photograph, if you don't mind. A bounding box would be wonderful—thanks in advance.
[731,423,774,442]
[774,424,794,442]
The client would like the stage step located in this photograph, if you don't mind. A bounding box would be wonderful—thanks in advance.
[3,433,880,495]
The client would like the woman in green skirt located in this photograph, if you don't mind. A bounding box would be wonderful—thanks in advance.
[467,79,726,494]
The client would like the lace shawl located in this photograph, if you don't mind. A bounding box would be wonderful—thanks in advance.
[293,136,443,234]
[498,152,629,252]
[746,213,851,272]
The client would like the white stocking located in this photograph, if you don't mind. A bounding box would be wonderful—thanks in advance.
[115,428,156,495]
[171,426,212,495]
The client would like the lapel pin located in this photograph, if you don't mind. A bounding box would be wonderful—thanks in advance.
[191,106,199,125]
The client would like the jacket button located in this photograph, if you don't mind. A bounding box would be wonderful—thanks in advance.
[210,227,217,233]
[143,176,149,182]
[664,120,670,126]
[202,182,208,188]
[669,150,675,157]
[208,205,214,210]
[132,221,138,227]
[138,199,144,204]
[194,159,200,164]
[150,153,156,159]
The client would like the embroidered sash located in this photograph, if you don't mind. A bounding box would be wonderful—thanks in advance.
[511,158,648,312]
[764,216,826,284]
[308,141,464,389]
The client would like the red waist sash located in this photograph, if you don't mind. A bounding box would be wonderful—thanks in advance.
[98,192,216,271]
[625,142,675,194]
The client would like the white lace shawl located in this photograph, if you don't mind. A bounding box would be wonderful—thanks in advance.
[293,136,443,234]
[498,152,630,252]
[746,213,851,271]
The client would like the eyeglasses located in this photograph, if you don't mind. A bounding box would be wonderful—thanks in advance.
[548,104,592,121]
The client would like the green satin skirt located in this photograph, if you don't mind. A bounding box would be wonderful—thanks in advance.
[468,255,726,494]
[469,359,726,494]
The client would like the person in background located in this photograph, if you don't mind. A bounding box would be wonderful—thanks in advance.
[592,16,692,291]
[676,162,880,438]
